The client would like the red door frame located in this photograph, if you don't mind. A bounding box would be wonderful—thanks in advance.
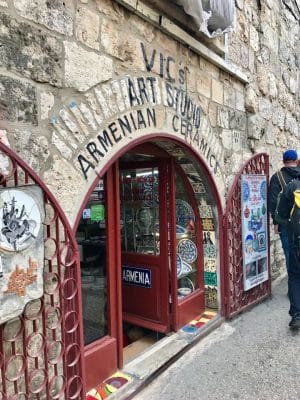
[73,134,225,383]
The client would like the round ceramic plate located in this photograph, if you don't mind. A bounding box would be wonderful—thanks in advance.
[175,199,195,227]
[177,238,197,263]
[178,276,195,292]
[181,260,193,274]
[177,254,183,276]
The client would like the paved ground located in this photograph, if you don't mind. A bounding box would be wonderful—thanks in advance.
[134,275,300,400]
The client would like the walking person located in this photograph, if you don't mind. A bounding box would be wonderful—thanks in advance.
[277,170,300,329]
[268,149,300,271]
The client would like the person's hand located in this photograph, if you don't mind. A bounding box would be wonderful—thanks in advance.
[274,225,279,234]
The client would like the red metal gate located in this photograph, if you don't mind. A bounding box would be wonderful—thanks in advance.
[223,153,271,319]
[0,143,85,399]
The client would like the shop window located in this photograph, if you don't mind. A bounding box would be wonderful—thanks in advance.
[175,172,199,299]
[76,179,108,345]
[120,167,160,255]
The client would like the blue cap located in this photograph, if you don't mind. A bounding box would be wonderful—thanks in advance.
[283,149,298,162]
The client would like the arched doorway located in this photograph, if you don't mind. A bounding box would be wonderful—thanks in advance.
[74,137,223,390]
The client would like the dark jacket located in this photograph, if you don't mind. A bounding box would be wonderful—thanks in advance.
[268,166,300,224]
[277,178,300,220]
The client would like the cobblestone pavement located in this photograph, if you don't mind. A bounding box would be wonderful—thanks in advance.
[134,275,300,400]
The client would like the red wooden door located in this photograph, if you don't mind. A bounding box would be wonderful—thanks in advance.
[171,162,205,329]
[120,161,170,333]
[79,166,121,390]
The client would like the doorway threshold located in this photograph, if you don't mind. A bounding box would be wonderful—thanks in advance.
[86,311,223,400]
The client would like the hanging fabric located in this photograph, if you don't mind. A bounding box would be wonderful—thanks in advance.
[174,0,235,38]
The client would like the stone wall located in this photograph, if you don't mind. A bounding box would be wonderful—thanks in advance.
[0,0,299,274]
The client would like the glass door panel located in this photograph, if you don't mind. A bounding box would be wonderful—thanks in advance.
[120,167,159,255]
[173,167,205,329]
[76,179,108,345]
[120,161,170,333]
[175,174,199,299]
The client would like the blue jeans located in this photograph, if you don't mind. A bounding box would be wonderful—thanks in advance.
[288,242,300,316]
[279,224,289,271]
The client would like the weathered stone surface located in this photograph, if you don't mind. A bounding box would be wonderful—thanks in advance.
[249,25,259,51]
[247,114,266,140]
[268,73,278,100]
[95,0,125,21]
[229,110,246,131]
[197,73,211,99]
[272,106,285,130]
[211,79,223,104]
[224,86,235,109]
[64,41,113,92]
[13,0,74,36]
[236,0,244,10]
[13,130,50,170]
[285,113,299,136]
[258,97,272,120]
[100,19,144,70]
[264,122,275,145]
[0,13,63,86]
[76,6,100,50]
[0,75,37,125]
[256,63,268,96]
[236,90,245,112]
[245,86,257,113]
[43,155,85,223]
[40,91,54,120]
[0,129,10,146]
[217,107,229,129]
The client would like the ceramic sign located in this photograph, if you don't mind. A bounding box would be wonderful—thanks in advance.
[0,185,45,324]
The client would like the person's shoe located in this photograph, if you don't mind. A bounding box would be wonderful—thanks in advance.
[289,313,300,329]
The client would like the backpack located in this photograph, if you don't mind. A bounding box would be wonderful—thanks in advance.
[289,189,300,237]
[274,170,289,225]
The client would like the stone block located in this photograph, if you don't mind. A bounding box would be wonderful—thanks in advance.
[245,86,257,113]
[217,107,229,129]
[236,90,245,112]
[76,6,100,50]
[285,113,299,136]
[13,0,74,36]
[197,74,211,99]
[249,25,259,51]
[247,114,266,140]
[64,41,113,92]
[96,0,125,21]
[258,97,272,120]
[0,13,63,86]
[229,110,246,131]
[211,79,223,105]
[40,91,54,120]
[224,86,235,109]
[0,75,37,125]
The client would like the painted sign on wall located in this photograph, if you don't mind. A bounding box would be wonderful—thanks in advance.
[241,175,268,291]
[0,185,45,324]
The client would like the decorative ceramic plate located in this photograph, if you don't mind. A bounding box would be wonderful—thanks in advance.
[176,199,195,227]
[181,260,193,274]
[178,276,195,293]
[177,238,197,263]
[177,254,183,276]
